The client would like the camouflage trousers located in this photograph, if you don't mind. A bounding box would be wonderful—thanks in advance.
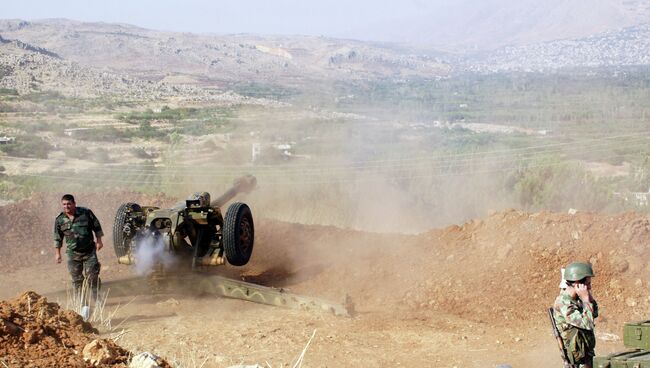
[565,327,595,368]
[67,251,101,301]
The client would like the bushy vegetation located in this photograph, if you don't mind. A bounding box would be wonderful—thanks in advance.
[116,106,232,124]
[335,67,650,132]
[507,157,618,212]
[129,147,155,159]
[0,88,18,96]
[72,124,170,142]
[231,82,299,100]
[0,135,53,158]
[63,146,89,159]
[3,66,650,215]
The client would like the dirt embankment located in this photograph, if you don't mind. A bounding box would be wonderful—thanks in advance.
[0,291,149,367]
[1,192,648,336]
[248,209,649,329]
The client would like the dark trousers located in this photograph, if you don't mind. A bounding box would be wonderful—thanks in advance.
[67,251,101,301]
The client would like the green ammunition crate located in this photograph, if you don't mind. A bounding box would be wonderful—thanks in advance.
[625,320,650,350]
[594,349,650,368]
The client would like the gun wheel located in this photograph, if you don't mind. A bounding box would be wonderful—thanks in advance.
[223,202,254,266]
[113,202,141,258]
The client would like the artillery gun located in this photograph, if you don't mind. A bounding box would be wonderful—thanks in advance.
[110,174,352,317]
[112,175,257,268]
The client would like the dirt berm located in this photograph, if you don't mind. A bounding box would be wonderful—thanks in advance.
[0,291,171,367]
[0,192,648,366]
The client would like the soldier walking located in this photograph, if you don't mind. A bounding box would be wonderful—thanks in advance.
[553,262,598,368]
[54,194,104,301]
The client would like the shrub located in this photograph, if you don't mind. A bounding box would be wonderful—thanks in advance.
[130,147,154,159]
[63,146,90,159]
[90,148,112,163]
[0,135,53,158]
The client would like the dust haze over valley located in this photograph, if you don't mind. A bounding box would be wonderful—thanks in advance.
[1,1,650,367]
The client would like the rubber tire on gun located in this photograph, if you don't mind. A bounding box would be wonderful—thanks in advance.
[113,202,141,258]
[223,202,254,266]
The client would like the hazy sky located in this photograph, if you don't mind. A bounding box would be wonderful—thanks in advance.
[3,0,432,39]
[5,0,647,48]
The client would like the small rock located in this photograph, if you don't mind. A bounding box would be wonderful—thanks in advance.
[83,339,118,366]
[129,352,164,368]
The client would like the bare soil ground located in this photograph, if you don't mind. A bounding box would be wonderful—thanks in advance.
[0,192,648,367]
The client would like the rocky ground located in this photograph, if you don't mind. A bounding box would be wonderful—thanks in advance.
[0,291,172,367]
[0,191,647,367]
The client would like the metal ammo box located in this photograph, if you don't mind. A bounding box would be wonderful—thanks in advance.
[594,350,650,368]
[625,320,650,351]
[594,320,650,368]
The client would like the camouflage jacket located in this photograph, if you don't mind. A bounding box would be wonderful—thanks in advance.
[553,290,598,332]
[54,207,104,255]
[553,290,599,363]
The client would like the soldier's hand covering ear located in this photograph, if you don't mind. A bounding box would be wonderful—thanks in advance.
[575,284,590,301]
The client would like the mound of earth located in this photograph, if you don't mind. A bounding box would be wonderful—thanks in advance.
[248,209,649,329]
[1,192,648,335]
[0,291,168,367]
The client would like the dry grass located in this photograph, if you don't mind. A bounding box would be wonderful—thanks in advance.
[64,278,133,332]
[290,329,316,368]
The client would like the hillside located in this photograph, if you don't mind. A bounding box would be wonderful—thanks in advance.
[0,19,449,86]
[0,33,287,105]
[463,23,650,72]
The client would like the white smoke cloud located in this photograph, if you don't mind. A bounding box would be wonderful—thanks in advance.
[133,234,176,275]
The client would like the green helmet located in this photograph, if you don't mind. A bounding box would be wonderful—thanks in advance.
[563,262,594,281]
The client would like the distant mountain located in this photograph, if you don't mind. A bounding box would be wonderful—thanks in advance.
[0,19,449,86]
[346,0,650,51]
[461,23,650,73]
[0,33,252,102]
[0,34,60,59]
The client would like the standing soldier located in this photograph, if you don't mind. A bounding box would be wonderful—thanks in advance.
[54,194,104,301]
[553,262,598,368]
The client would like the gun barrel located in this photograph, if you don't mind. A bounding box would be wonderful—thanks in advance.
[211,175,257,207]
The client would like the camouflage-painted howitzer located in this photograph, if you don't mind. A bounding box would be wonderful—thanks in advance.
[111,175,353,316]
[112,175,257,268]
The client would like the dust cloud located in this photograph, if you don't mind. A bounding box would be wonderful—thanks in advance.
[133,235,176,276]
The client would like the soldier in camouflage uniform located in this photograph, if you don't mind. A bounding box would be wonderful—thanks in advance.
[54,194,104,300]
[553,262,598,368]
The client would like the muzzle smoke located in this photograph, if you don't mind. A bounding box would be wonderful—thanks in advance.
[133,234,175,275]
